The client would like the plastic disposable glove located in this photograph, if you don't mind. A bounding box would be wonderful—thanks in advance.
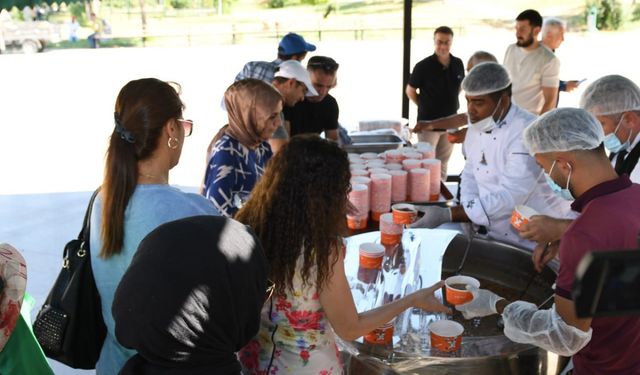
[409,206,452,229]
[503,301,592,357]
[455,287,505,319]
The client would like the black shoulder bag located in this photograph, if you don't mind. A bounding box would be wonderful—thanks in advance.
[33,188,107,369]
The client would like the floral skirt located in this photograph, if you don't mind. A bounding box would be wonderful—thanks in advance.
[239,332,343,375]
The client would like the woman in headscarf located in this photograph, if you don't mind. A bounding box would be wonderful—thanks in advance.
[202,79,284,217]
[112,215,269,375]
[236,135,450,374]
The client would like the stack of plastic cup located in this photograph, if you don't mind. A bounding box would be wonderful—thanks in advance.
[369,167,389,175]
[388,170,408,203]
[366,159,386,168]
[350,176,371,191]
[358,242,385,284]
[385,149,405,164]
[360,152,379,160]
[370,173,392,221]
[409,168,430,202]
[402,150,424,161]
[348,153,363,162]
[415,142,436,160]
[351,169,369,177]
[379,213,403,245]
[402,159,422,171]
[350,163,367,171]
[385,163,403,171]
[347,184,369,230]
[421,159,441,201]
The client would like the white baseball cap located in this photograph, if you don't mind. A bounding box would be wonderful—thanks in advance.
[275,60,319,97]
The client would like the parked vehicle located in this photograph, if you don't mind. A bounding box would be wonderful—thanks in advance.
[0,20,60,54]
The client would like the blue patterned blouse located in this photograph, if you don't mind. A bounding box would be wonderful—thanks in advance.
[203,134,273,217]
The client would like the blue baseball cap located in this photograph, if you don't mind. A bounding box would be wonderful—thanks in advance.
[278,33,316,55]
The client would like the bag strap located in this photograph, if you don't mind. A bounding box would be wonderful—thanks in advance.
[77,188,102,252]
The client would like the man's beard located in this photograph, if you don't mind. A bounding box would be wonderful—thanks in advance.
[516,33,534,47]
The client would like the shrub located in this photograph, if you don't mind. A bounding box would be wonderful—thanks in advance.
[268,0,285,8]
[632,3,640,21]
[170,0,190,9]
[68,3,88,26]
[585,0,624,30]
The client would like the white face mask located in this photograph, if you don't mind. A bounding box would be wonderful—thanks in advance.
[468,97,503,132]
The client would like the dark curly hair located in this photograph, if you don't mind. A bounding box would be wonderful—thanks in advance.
[236,134,352,296]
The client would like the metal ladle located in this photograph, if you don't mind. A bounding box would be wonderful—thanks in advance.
[517,242,551,300]
[455,222,477,275]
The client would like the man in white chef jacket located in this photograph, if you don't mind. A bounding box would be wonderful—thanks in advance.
[411,62,573,249]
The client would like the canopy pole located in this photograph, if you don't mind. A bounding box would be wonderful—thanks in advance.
[402,0,412,119]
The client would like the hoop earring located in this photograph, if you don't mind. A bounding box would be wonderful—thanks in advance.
[168,137,179,150]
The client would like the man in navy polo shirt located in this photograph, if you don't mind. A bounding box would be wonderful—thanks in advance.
[406,25,465,179]
[456,108,640,375]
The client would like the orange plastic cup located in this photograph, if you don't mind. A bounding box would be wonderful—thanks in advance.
[371,211,389,222]
[347,215,368,230]
[358,243,385,269]
[380,213,403,245]
[429,320,463,352]
[429,193,440,202]
[391,203,417,225]
[364,321,394,345]
[510,205,539,230]
[445,275,480,305]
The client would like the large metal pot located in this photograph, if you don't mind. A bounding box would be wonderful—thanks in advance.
[341,231,566,375]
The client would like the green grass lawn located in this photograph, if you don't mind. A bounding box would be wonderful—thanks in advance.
[40,0,640,49]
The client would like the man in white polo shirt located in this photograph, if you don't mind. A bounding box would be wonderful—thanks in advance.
[503,9,560,115]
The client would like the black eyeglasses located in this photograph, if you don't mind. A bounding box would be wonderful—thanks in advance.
[308,58,339,73]
[178,119,193,137]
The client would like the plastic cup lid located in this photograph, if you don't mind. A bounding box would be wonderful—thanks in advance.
[359,242,385,257]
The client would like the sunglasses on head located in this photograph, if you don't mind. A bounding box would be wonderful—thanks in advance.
[308,59,339,73]
[265,278,276,302]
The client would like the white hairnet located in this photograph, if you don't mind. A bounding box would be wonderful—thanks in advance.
[462,62,511,96]
[503,301,592,357]
[523,108,604,155]
[580,75,640,116]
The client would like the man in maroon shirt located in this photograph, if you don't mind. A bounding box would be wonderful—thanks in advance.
[456,108,640,375]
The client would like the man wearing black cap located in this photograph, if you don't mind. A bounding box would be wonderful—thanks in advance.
[284,56,340,141]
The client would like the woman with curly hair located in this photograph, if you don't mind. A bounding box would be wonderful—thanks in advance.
[236,135,450,374]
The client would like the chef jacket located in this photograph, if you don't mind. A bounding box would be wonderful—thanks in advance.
[460,104,575,249]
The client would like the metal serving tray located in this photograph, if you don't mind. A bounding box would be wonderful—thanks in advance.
[343,134,405,154]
